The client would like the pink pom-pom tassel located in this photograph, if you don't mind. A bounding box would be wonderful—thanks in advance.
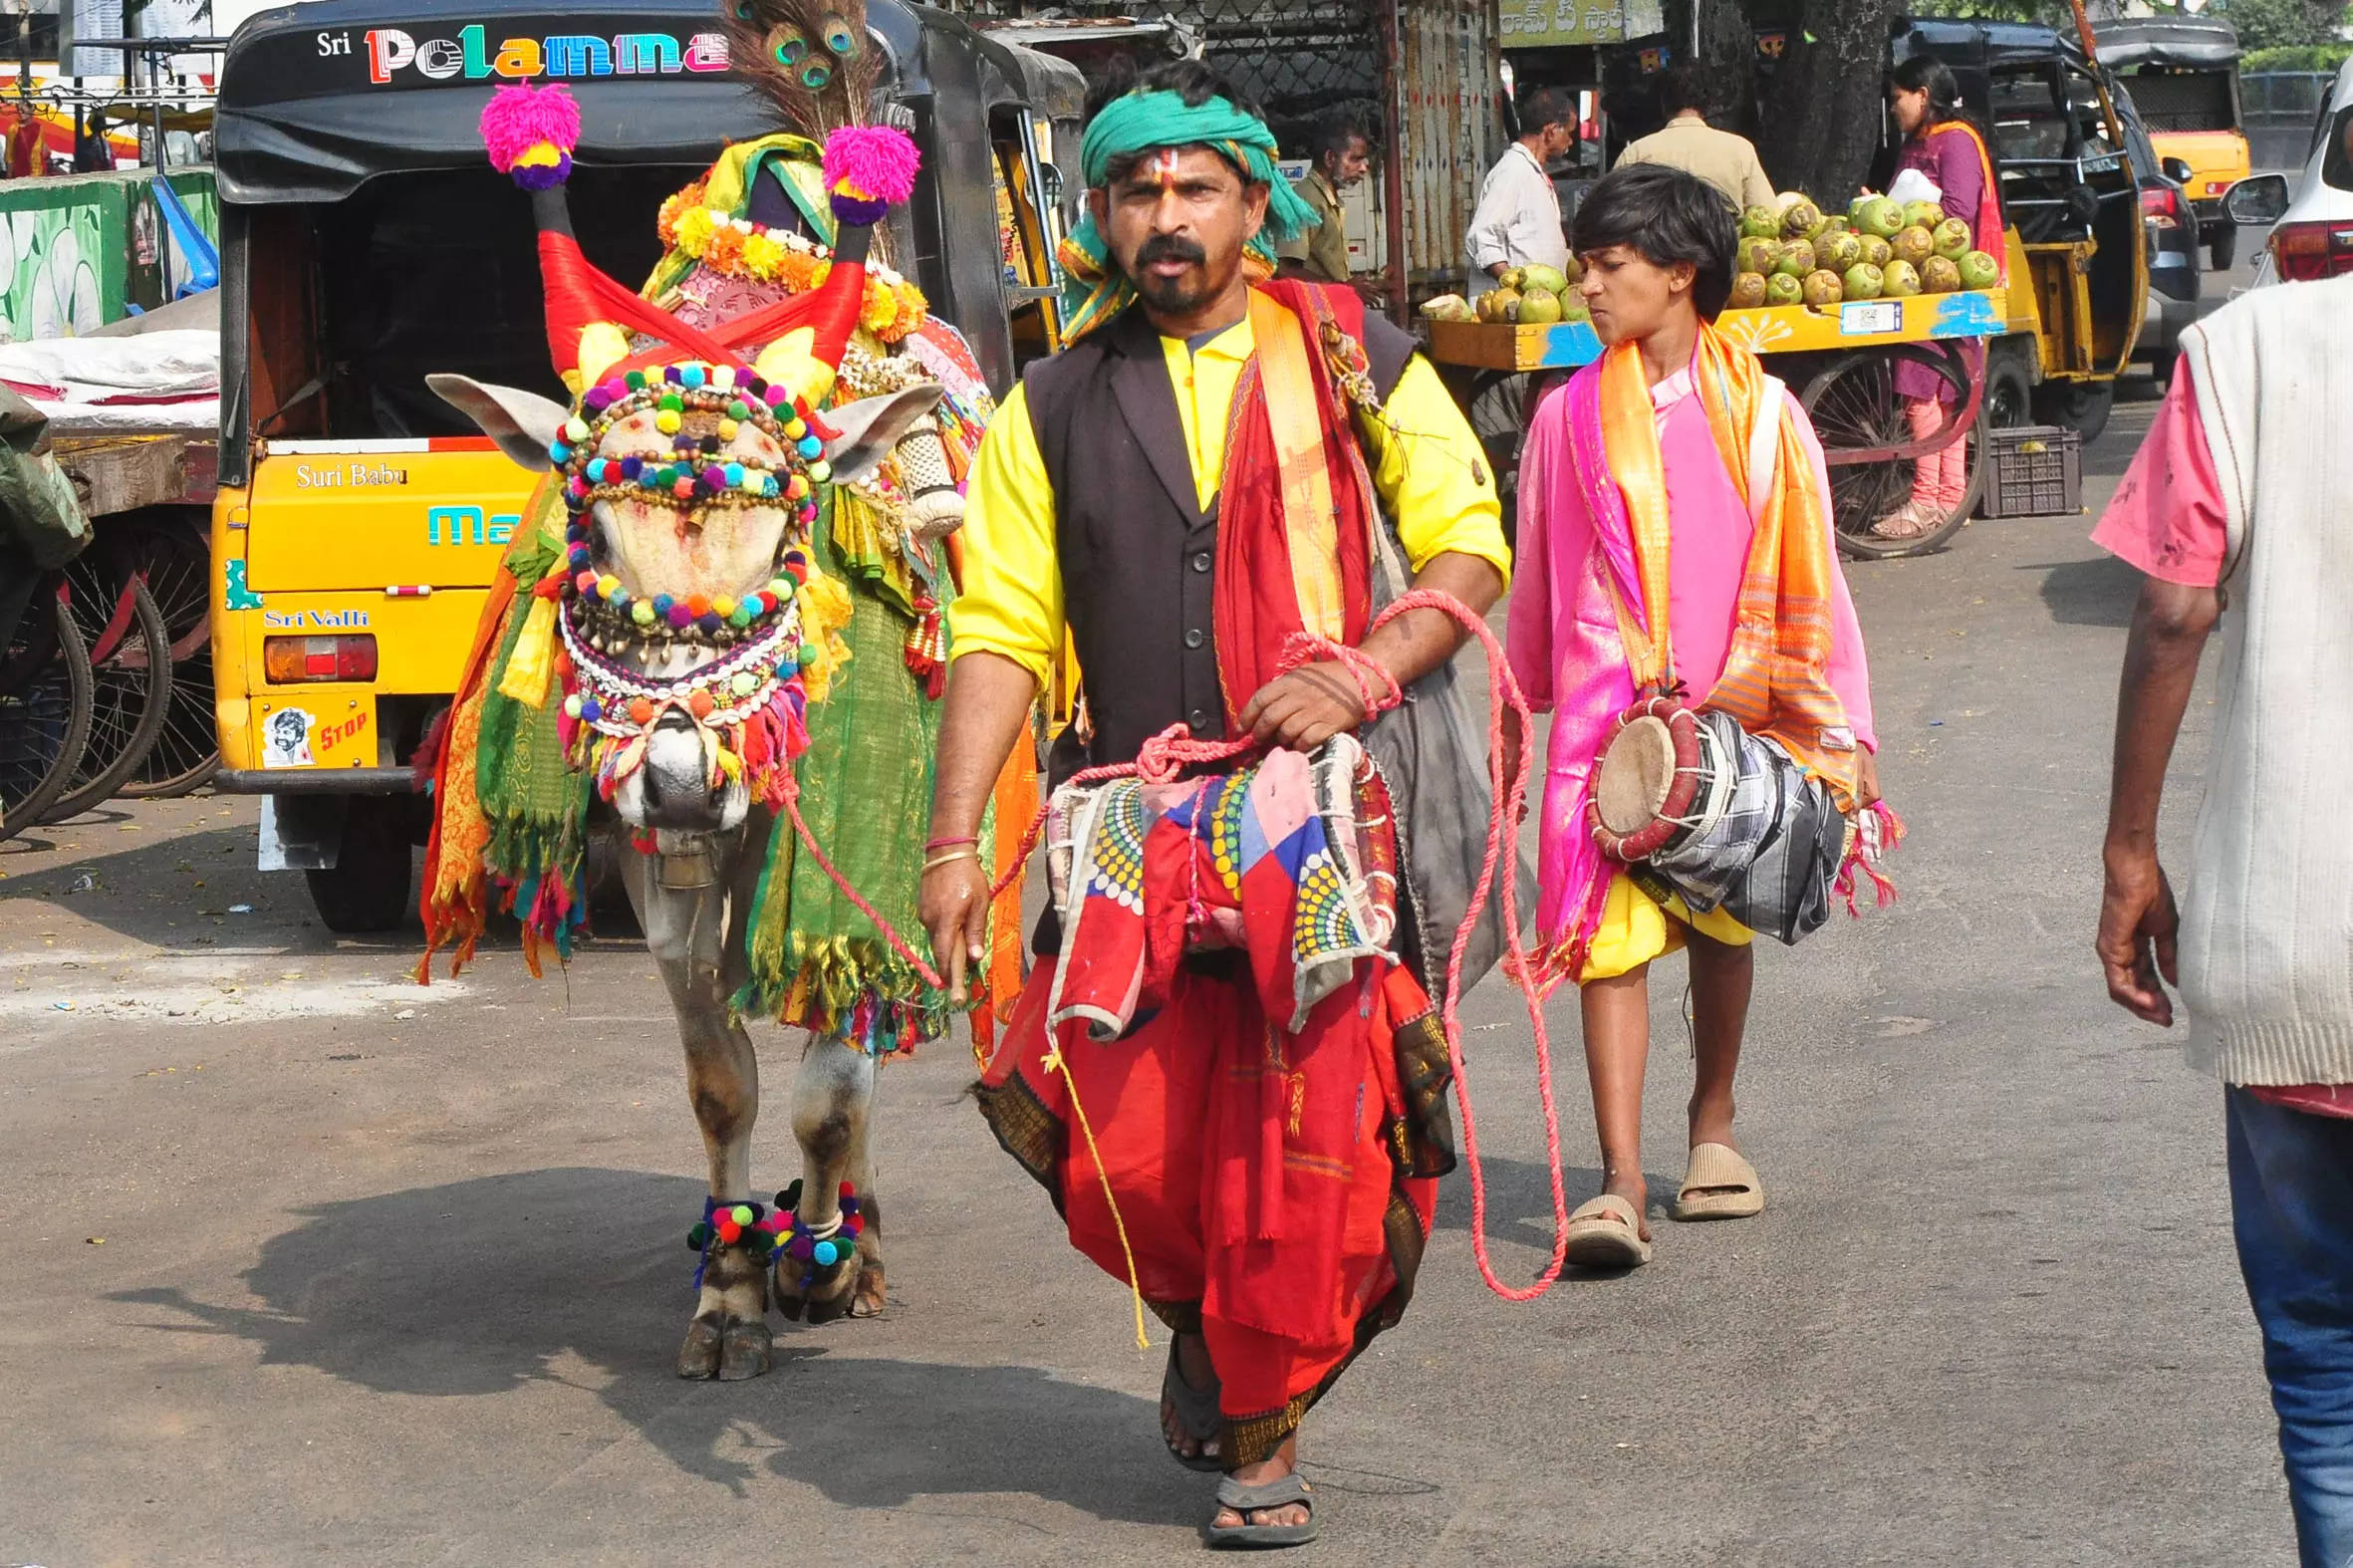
[480,82,582,172]
[822,125,920,206]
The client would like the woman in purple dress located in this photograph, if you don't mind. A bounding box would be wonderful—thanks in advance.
[1874,57,2003,541]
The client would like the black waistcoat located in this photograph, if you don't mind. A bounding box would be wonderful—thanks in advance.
[1020,298,1417,788]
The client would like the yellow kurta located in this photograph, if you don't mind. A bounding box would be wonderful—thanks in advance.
[947,313,1510,689]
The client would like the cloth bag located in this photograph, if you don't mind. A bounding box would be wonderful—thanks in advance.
[1358,497,1535,993]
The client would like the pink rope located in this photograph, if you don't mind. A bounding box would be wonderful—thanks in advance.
[778,589,1575,1302]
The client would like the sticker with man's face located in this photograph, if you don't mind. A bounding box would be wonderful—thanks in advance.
[262,707,316,768]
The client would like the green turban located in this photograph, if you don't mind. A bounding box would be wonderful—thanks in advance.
[1056,89,1322,341]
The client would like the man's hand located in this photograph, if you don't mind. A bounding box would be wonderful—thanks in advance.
[1498,705,1529,821]
[1237,661,1371,752]
[2098,848,2181,1026]
[919,856,992,1007]
[1853,747,1881,810]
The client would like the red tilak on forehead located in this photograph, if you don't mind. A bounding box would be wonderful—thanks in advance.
[1153,147,1181,188]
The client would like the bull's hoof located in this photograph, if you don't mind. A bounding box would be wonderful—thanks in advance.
[850,1262,887,1318]
[718,1318,774,1381]
[676,1315,725,1380]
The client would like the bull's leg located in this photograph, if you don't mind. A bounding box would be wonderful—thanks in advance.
[772,1038,881,1324]
[622,838,773,1381]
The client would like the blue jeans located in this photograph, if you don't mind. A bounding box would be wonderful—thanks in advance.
[2228,1086,2353,1568]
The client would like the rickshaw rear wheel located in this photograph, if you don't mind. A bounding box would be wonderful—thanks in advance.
[2032,378,2114,442]
[1801,345,1980,561]
[305,795,417,933]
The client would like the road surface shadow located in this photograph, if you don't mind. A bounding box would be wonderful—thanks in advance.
[107,1167,1188,1523]
[2029,553,2142,629]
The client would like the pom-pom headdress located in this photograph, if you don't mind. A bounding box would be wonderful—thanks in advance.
[478,83,918,403]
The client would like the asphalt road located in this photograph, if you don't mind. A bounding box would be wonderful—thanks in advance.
[0,363,2290,1566]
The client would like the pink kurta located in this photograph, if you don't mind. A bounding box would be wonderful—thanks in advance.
[1506,363,1878,942]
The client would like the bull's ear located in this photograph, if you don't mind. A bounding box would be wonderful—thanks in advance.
[425,374,569,473]
[820,384,945,486]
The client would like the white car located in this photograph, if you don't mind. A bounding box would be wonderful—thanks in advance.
[2234,57,2353,286]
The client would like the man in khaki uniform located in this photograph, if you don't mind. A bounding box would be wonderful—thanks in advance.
[1617,63,1774,213]
[1277,111,1372,286]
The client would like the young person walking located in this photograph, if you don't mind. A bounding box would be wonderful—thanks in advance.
[1505,164,1881,1268]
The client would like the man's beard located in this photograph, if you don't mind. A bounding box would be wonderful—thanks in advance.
[1125,232,1216,314]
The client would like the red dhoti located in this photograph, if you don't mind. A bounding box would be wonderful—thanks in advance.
[977,937,1445,1465]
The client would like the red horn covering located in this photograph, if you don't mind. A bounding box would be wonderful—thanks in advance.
[538,229,749,381]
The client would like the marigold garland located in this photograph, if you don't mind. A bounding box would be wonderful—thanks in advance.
[658,179,928,344]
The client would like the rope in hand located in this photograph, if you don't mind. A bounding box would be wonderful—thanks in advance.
[775,587,1578,1305]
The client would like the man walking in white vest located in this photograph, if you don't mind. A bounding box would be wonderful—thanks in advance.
[2096,272,2353,1568]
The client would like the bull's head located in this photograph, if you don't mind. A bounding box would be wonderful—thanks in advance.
[431,367,941,833]
[444,86,936,837]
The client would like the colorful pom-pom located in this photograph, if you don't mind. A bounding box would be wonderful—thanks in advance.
[823,125,920,207]
[563,692,584,720]
[689,689,716,718]
[579,696,603,723]
[716,1220,742,1244]
[672,477,696,500]
[666,603,692,629]
[480,82,582,178]
[807,459,833,485]
[632,601,656,627]
[812,1239,839,1266]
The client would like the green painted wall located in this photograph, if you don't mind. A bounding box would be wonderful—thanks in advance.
[0,167,218,341]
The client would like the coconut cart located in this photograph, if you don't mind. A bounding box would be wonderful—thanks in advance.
[1429,269,2009,561]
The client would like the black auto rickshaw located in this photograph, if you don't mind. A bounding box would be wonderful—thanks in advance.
[204,0,1073,928]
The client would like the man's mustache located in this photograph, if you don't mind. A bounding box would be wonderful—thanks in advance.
[1134,234,1208,269]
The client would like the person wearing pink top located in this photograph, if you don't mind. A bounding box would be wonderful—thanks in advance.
[1505,165,1883,1269]
[2094,303,2353,1566]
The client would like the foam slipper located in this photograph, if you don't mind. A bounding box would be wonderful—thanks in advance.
[1205,1471,1316,1549]
[1673,1143,1764,1221]
[1563,1192,1653,1268]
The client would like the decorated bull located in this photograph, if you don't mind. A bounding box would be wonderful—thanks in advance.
[416,37,1010,1381]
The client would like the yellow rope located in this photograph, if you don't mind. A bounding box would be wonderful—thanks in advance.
[1042,1042,1152,1351]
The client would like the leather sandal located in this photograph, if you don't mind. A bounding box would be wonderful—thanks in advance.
[1162,1337,1224,1473]
[1206,1471,1316,1549]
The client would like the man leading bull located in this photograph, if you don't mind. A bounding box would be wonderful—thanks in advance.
[918,62,1510,1548]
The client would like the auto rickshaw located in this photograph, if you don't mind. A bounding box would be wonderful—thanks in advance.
[206,0,1073,930]
[2094,14,2250,269]
[1889,20,2150,447]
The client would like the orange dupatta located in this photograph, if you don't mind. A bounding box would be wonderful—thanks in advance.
[1928,121,2007,283]
[1593,322,1860,810]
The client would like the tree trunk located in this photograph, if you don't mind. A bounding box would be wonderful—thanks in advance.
[1665,0,1766,134]
[1758,0,1898,203]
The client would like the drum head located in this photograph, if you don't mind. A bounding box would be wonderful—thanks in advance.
[1595,713,1678,836]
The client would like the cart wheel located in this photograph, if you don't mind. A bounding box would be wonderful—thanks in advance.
[1802,346,1979,561]
[0,587,95,841]
[2032,379,2114,443]
[109,512,218,798]
[42,558,172,823]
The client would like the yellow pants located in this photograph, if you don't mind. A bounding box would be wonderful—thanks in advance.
[1579,873,1754,983]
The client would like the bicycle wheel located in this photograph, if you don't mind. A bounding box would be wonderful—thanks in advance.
[1802,344,1980,561]
[42,556,172,822]
[0,587,95,839]
[111,512,218,798]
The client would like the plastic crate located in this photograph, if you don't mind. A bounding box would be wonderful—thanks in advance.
[1979,423,2083,519]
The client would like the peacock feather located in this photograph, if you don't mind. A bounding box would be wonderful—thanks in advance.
[725,0,876,139]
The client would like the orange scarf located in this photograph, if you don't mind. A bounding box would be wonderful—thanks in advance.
[1928,121,2006,283]
[1595,322,1859,810]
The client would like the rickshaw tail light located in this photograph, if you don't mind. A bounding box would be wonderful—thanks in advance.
[264,635,378,683]
[2271,222,2353,282]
